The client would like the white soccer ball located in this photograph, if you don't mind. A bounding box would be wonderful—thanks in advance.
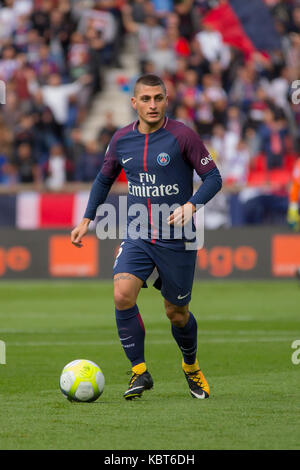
[59,359,105,402]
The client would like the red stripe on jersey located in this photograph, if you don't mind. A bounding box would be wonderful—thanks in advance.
[147,198,157,244]
[143,133,149,172]
[143,133,157,243]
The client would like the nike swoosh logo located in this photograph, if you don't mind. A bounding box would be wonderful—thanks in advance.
[125,385,144,393]
[122,157,133,164]
[191,390,206,399]
[177,292,190,300]
[120,336,133,342]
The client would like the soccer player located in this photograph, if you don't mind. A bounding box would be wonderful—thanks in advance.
[71,74,222,400]
[287,157,300,231]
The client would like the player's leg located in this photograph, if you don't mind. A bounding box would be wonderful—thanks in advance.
[164,300,197,364]
[151,243,210,399]
[114,272,146,369]
[164,299,210,399]
[113,241,155,399]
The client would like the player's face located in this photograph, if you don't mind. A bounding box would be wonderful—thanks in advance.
[131,84,168,131]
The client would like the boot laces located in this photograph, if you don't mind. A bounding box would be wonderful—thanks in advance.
[127,371,141,387]
[187,369,203,387]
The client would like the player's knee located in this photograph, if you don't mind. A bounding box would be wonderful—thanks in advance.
[165,303,189,328]
[114,289,136,310]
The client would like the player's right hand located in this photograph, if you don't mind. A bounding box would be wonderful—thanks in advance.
[71,218,90,247]
[287,203,300,231]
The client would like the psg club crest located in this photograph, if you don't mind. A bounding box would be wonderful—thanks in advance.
[157,152,170,166]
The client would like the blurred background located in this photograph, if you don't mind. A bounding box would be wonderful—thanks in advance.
[0,0,299,280]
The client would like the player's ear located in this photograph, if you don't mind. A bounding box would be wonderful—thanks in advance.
[131,96,137,110]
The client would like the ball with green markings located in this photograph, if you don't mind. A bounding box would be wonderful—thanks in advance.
[59,359,105,402]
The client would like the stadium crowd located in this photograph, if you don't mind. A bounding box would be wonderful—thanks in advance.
[0,0,299,227]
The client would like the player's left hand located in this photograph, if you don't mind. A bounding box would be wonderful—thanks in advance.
[167,202,196,227]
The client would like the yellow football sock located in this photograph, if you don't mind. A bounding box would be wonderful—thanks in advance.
[132,362,147,375]
[182,359,200,373]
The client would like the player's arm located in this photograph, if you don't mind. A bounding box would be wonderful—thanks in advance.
[188,166,222,206]
[168,167,222,226]
[168,127,222,227]
[71,136,122,247]
[71,172,116,247]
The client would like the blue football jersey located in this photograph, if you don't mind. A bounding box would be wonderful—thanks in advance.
[98,117,217,244]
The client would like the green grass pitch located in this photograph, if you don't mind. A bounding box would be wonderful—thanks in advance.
[0,279,299,450]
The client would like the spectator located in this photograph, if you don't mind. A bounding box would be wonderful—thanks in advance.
[195,22,231,68]
[211,123,240,175]
[13,14,32,53]
[32,43,59,78]
[121,4,165,72]
[0,0,16,42]
[14,113,37,156]
[85,28,105,94]
[77,2,118,65]
[174,104,196,129]
[148,35,177,75]
[25,28,44,64]
[13,141,39,184]
[1,90,23,129]
[67,127,86,164]
[187,36,210,80]
[12,54,34,105]
[75,140,105,182]
[0,154,14,185]
[165,15,190,58]
[247,86,270,129]
[268,65,291,112]
[98,110,119,151]
[28,72,91,127]
[34,100,65,163]
[229,65,257,112]
[258,108,288,169]
[0,115,13,161]
[44,143,72,190]
[48,5,77,61]
[176,68,201,120]
[30,0,52,39]
[223,139,251,187]
[0,45,19,82]
[243,126,261,160]
[226,105,245,139]
[68,31,90,80]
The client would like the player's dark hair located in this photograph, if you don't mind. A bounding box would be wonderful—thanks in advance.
[134,74,167,96]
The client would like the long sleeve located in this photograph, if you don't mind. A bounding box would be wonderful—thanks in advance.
[83,131,123,219]
[84,172,116,220]
[188,167,222,208]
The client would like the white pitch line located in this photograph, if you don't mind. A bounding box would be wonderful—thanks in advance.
[0,328,298,336]
[7,337,296,347]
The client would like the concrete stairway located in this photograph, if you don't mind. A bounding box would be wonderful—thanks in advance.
[81,35,139,142]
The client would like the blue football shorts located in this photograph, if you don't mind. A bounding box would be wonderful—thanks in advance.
[113,238,197,306]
